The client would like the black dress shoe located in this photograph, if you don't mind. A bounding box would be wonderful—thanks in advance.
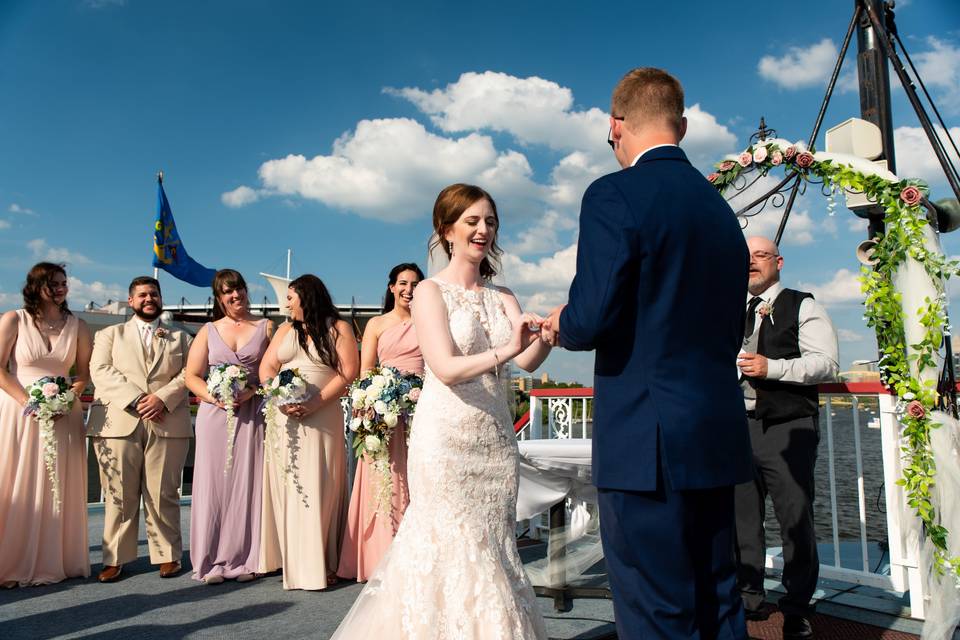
[744,606,771,622]
[783,614,814,639]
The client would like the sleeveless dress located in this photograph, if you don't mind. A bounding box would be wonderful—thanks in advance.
[0,310,89,585]
[331,280,546,639]
[259,326,348,590]
[190,320,269,581]
[338,320,423,582]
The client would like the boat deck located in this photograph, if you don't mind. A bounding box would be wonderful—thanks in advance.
[0,504,954,639]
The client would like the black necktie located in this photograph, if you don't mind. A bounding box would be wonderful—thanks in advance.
[744,296,763,338]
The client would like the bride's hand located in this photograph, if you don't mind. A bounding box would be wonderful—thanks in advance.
[507,313,543,358]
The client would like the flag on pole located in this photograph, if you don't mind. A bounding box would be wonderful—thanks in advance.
[152,174,217,288]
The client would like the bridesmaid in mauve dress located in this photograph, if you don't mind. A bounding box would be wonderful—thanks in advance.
[185,269,273,584]
[338,263,424,583]
[258,274,359,590]
[0,263,93,588]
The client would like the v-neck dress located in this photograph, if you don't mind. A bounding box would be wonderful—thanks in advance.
[0,309,89,585]
[190,320,269,581]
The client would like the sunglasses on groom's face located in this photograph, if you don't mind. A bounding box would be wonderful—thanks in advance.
[607,116,625,150]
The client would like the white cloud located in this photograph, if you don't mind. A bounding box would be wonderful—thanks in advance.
[504,210,577,256]
[499,244,578,313]
[893,125,960,186]
[67,276,124,307]
[724,175,820,245]
[27,238,92,265]
[847,217,868,234]
[0,220,9,230]
[0,292,18,310]
[912,37,960,116]
[682,104,739,170]
[837,328,865,342]
[797,268,863,306]
[221,186,261,208]
[9,203,36,215]
[758,38,839,90]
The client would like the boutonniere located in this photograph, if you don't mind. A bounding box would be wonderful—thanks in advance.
[757,302,774,324]
[154,327,169,339]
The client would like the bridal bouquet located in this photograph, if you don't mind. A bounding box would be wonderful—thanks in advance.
[258,368,310,505]
[348,366,421,512]
[207,364,248,473]
[23,376,76,509]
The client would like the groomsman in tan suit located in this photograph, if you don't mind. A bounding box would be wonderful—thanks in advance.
[88,276,193,582]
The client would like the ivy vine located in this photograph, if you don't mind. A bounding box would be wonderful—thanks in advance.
[709,140,960,580]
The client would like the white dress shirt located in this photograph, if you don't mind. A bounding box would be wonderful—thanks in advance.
[741,281,840,410]
[133,317,160,349]
[630,143,679,167]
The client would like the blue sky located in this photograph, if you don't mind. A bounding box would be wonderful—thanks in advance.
[1,0,959,384]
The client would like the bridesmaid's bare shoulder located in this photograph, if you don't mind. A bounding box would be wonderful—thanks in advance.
[0,310,19,334]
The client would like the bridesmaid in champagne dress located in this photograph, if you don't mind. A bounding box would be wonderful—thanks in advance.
[185,269,273,584]
[259,274,359,590]
[338,263,424,582]
[0,263,92,587]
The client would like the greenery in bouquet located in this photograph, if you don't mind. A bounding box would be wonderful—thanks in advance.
[258,368,310,506]
[206,363,249,473]
[22,375,76,509]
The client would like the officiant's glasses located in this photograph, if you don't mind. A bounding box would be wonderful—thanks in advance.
[607,116,625,150]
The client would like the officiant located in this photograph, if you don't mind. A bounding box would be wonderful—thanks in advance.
[735,236,839,640]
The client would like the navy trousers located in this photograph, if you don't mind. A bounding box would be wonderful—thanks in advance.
[597,461,746,639]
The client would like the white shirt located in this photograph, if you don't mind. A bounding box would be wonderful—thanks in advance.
[741,281,840,410]
[133,316,160,348]
[630,143,679,167]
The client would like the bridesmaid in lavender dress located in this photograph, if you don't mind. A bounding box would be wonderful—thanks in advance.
[185,269,273,584]
[0,263,92,588]
[338,263,425,583]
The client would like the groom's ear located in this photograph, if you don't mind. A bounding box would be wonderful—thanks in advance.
[677,116,687,143]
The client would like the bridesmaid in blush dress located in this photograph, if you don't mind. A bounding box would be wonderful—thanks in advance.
[258,274,359,590]
[338,263,424,583]
[0,263,92,588]
[185,269,273,585]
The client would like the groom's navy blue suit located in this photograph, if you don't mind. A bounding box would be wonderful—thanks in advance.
[560,145,752,639]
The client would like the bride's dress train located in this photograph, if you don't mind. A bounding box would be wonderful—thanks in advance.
[332,279,546,639]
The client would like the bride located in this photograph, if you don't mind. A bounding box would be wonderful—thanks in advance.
[332,184,552,639]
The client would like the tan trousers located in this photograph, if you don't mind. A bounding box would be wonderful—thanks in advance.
[93,422,190,566]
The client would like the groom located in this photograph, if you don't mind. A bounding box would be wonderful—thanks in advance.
[88,276,193,582]
[542,68,752,639]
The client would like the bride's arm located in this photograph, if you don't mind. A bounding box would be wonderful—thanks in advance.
[413,281,531,386]
[496,287,551,373]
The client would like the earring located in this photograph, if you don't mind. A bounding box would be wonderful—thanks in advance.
[448,241,454,256]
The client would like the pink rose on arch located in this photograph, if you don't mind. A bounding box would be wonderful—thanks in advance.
[408,387,421,402]
[900,185,923,207]
[42,382,60,399]
[784,146,798,161]
[795,152,815,168]
[771,150,783,166]
[707,172,720,183]
[719,160,736,172]
[753,146,769,163]
[906,400,926,420]
[738,151,752,167]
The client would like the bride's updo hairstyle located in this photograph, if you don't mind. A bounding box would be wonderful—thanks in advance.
[430,183,503,280]
[211,268,248,320]
[22,262,70,320]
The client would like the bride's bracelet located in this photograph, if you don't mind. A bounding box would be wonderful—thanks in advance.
[492,348,500,371]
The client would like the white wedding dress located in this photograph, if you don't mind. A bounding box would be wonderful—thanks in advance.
[332,279,546,639]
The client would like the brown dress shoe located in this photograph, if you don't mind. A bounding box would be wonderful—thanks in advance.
[158,561,181,578]
[98,565,123,583]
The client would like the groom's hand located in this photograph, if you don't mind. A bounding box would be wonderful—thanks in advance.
[540,304,566,346]
[136,393,167,423]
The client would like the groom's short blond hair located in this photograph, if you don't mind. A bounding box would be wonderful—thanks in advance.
[612,68,684,134]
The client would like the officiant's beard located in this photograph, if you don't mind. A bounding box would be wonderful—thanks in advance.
[133,303,163,321]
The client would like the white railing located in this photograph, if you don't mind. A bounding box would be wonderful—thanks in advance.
[516,383,927,619]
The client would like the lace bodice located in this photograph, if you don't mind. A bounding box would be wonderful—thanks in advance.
[331,278,546,639]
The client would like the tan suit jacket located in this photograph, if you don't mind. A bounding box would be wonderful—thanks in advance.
[87,318,192,438]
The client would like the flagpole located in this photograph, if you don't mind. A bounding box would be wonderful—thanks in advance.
[154,169,163,280]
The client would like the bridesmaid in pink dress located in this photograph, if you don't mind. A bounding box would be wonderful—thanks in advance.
[0,263,93,588]
[338,263,425,582]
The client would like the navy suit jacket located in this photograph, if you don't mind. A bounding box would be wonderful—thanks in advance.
[560,145,752,492]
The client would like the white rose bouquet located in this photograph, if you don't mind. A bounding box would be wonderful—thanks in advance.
[207,363,249,472]
[258,368,310,505]
[348,366,420,513]
[22,375,76,509]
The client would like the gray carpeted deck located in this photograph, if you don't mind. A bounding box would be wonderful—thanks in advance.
[0,505,616,639]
